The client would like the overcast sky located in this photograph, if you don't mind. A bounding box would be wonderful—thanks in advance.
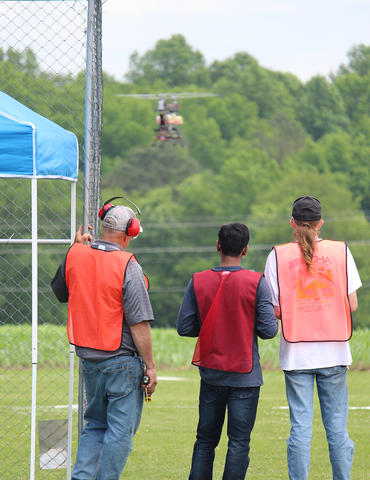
[101,0,370,82]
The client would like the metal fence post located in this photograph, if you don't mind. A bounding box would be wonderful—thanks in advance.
[80,0,103,437]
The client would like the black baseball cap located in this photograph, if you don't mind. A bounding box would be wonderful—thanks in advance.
[292,196,322,222]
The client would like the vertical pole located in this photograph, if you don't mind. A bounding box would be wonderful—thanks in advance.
[83,0,93,233]
[71,181,77,238]
[83,0,103,237]
[67,351,75,480]
[67,181,77,480]
[80,0,102,437]
[80,0,93,440]
[30,178,38,480]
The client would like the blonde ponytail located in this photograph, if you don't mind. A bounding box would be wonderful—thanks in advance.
[293,220,321,271]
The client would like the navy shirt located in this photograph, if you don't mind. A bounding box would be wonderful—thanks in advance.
[177,266,278,387]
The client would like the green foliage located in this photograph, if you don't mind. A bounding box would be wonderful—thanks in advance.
[1,42,369,329]
[205,94,259,142]
[103,147,201,195]
[337,44,370,78]
[256,113,307,167]
[182,106,226,169]
[297,76,349,140]
[334,72,370,122]
[215,141,281,215]
[102,94,154,160]
[126,34,209,87]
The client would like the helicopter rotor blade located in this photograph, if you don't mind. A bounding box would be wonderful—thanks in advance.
[116,92,218,100]
[168,92,219,99]
[116,94,165,100]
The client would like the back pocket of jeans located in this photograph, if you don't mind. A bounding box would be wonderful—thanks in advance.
[104,361,135,397]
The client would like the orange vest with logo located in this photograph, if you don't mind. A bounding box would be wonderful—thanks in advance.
[192,269,262,373]
[65,243,146,351]
[274,240,352,343]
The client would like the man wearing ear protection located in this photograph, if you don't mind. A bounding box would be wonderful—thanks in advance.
[51,200,156,480]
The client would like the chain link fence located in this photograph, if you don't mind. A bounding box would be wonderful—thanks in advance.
[0,1,102,478]
[1,2,369,479]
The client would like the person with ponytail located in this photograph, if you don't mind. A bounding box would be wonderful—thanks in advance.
[264,196,362,480]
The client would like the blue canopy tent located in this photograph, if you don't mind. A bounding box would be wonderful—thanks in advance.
[0,90,78,179]
[0,91,78,479]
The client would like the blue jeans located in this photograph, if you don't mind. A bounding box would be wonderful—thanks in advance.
[72,355,144,480]
[284,366,354,480]
[189,380,260,480]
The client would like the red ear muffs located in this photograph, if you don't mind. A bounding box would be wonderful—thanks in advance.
[98,203,114,221]
[99,196,142,236]
[126,217,141,237]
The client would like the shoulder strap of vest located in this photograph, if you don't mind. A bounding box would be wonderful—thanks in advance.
[198,270,231,328]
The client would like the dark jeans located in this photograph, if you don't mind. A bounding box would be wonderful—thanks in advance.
[189,380,260,480]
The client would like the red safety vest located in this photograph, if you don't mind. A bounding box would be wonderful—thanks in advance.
[274,240,352,343]
[192,269,262,373]
[65,243,147,351]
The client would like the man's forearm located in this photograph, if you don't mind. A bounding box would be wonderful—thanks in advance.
[130,321,157,394]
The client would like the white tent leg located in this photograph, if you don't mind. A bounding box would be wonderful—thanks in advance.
[30,178,38,480]
[71,181,76,237]
[67,345,75,480]
[67,181,77,480]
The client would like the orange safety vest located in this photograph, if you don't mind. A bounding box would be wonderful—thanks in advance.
[65,243,148,351]
[274,240,352,343]
[192,269,262,373]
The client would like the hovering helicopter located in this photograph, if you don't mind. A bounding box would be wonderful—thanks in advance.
[116,92,218,146]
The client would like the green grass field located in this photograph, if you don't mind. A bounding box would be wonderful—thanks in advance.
[0,368,368,479]
[0,326,369,479]
[128,369,370,480]
[0,368,370,480]
[1,325,370,369]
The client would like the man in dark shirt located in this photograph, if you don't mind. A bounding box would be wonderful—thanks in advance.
[177,223,278,480]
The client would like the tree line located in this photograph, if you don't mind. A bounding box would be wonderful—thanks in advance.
[0,37,369,328]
